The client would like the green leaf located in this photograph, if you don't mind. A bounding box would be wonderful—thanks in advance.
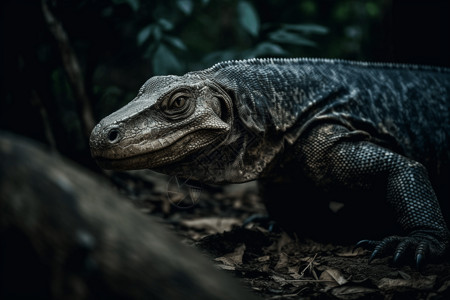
[137,25,153,46]
[269,30,316,47]
[138,23,166,46]
[158,18,174,31]
[152,44,182,75]
[203,50,239,66]
[248,42,288,57]
[152,26,162,42]
[282,24,328,35]
[163,36,187,51]
[176,0,193,15]
[237,1,260,37]
[126,0,139,11]
[143,43,157,59]
[365,2,380,17]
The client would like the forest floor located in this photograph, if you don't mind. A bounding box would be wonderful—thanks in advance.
[111,170,450,300]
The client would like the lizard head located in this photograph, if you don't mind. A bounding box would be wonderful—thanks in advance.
[89,73,233,172]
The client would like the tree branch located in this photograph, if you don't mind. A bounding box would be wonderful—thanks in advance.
[41,0,95,139]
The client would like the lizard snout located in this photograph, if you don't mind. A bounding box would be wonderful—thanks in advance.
[105,125,121,144]
[89,122,122,153]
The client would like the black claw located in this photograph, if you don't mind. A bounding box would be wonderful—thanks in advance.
[392,240,411,265]
[368,250,379,264]
[355,240,370,247]
[353,233,444,267]
[415,241,428,270]
[416,253,424,270]
[354,239,377,253]
[393,252,401,265]
[242,214,268,227]
[353,240,366,253]
[268,222,275,232]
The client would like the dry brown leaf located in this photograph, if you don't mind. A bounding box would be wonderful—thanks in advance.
[299,255,318,264]
[254,225,270,234]
[276,232,293,252]
[319,269,348,288]
[377,275,436,290]
[214,257,234,266]
[214,243,246,267]
[288,265,301,280]
[275,252,289,270]
[397,270,411,280]
[437,280,450,293]
[329,201,345,213]
[271,274,289,286]
[214,264,236,271]
[336,247,367,257]
[288,266,299,273]
[257,264,270,273]
[185,230,207,241]
[330,285,378,299]
[256,255,270,262]
[265,241,278,252]
[180,217,241,234]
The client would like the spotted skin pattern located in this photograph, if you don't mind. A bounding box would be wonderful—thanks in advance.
[90,58,450,266]
[296,124,449,267]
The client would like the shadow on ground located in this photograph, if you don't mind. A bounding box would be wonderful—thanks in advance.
[113,170,450,300]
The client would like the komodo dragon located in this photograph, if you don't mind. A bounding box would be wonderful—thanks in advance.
[90,58,450,267]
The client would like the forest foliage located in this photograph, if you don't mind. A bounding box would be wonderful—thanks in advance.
[1,0,447,167]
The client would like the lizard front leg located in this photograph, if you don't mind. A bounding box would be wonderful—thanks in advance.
[294,123,450,267]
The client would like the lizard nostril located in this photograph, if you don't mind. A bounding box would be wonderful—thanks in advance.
[107,128,120,143]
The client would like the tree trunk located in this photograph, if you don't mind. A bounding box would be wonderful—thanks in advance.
[0,131,258,300]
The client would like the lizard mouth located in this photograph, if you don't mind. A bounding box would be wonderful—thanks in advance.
[92,130,226,171]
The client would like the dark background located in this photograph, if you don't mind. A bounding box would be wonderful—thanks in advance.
[1,0,449,170]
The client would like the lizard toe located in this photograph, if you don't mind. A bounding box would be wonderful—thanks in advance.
[367,236,401,263]
[415,240,429,270]
[380,230,447,268]
[353,239,379,252]
[392,239,414,265]
[416,253,425,270]
[390,237,429,269]
[408,230,448,266]
[355,231,449,267]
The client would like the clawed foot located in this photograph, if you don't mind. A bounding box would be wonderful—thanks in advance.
[354,230,449,269]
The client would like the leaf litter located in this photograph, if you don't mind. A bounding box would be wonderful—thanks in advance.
[114,170,450,299]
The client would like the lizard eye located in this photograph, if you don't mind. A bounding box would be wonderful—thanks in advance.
[170,96,187,109]
[161,90,195,119]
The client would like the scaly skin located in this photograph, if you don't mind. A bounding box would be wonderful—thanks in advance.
[90,58,450,267]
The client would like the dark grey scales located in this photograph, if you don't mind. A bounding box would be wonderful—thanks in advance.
[90,58,450,267]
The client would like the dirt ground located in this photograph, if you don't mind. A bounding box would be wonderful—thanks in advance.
[111,170,450,300]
